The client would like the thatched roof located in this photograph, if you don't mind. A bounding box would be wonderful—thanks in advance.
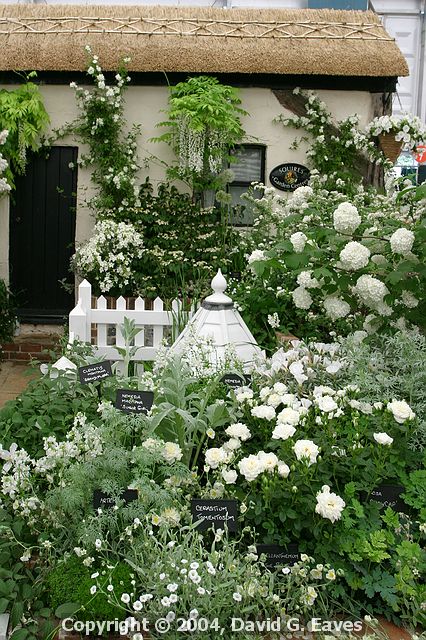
[0,4,408,78]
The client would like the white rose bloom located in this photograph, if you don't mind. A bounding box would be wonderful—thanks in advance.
[225,423,251,441]
[273,382,287,394]
[290,232,308,253]
[205,447,227,469]
[292,286,313,310]
[401,290,419,308]
[333,202,361,234]
[389,228,415,255]
[163,442,183,463]
[248,249,267,264]
[221,468,238,484]
[259,387,272,401]
[272,423,296,440]
[257,451,279,472]
[315,485,345,523]
[223,438,241,452]
[373,432,393,446]
[317,396,338,413]
[267,392,283,408]
[323,296,351,321]
[251,405,276,421]
[238,455,263,482]
[293,439,319,466]
[339,241,370,271]
[277,462,291,478]
[387,400,415,424]
[277,407,301,425]
[235,387,254,403]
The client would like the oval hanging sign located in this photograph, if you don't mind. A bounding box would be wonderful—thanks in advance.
[269,163,310,192]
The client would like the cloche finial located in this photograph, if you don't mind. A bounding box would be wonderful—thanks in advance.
[204,269,233,306]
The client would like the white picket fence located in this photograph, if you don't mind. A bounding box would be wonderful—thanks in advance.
[69,279,193,364]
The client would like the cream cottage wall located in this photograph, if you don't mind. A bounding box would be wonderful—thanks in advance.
[0,83,377,286]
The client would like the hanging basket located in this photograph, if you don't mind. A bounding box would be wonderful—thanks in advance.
[378,132,403,164]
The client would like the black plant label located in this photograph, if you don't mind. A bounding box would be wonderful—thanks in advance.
[79,361,112,384]
[369,484,408,514]
[256,544,299,569]
[115,389,154,414]
[220,373,246,389]
[93,489,138,510]
[191,499,238,532]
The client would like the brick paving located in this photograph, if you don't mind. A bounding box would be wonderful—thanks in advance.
[0,361,39,408]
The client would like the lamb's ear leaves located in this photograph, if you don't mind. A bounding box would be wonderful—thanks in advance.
[54,602,81,618]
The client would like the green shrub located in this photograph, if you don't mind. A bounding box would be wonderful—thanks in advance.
[0,370,100,456]
[46,556,133,623]
[0,279,16,346]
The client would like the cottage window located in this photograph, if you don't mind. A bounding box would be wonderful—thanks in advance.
[228,145,266,226]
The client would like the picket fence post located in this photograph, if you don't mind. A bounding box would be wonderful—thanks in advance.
[68,281,195,361]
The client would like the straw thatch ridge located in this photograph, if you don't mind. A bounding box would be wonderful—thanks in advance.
[0,5,408,77]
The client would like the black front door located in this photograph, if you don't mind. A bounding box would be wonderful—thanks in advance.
[9,146,77,323]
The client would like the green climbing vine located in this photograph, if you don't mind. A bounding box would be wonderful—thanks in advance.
[0,73,50,190]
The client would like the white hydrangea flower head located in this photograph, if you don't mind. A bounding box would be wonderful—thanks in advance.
[353,275,388,309]
[291,186,313,204]
[401,290,419,308]
[339,241,370,271]
[315,485,345,522]
[389,228,415,256]
[296,271,319,289]
[323,296,351,321]
[292,286,313,310]
[333,202,361,234]
[290,232,307,253]
[248,249,267,265]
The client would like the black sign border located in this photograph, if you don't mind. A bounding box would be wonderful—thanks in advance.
[269,163,311,192]
[191,499,239,532]
[115,389,154,414]
[78,361,113,385]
